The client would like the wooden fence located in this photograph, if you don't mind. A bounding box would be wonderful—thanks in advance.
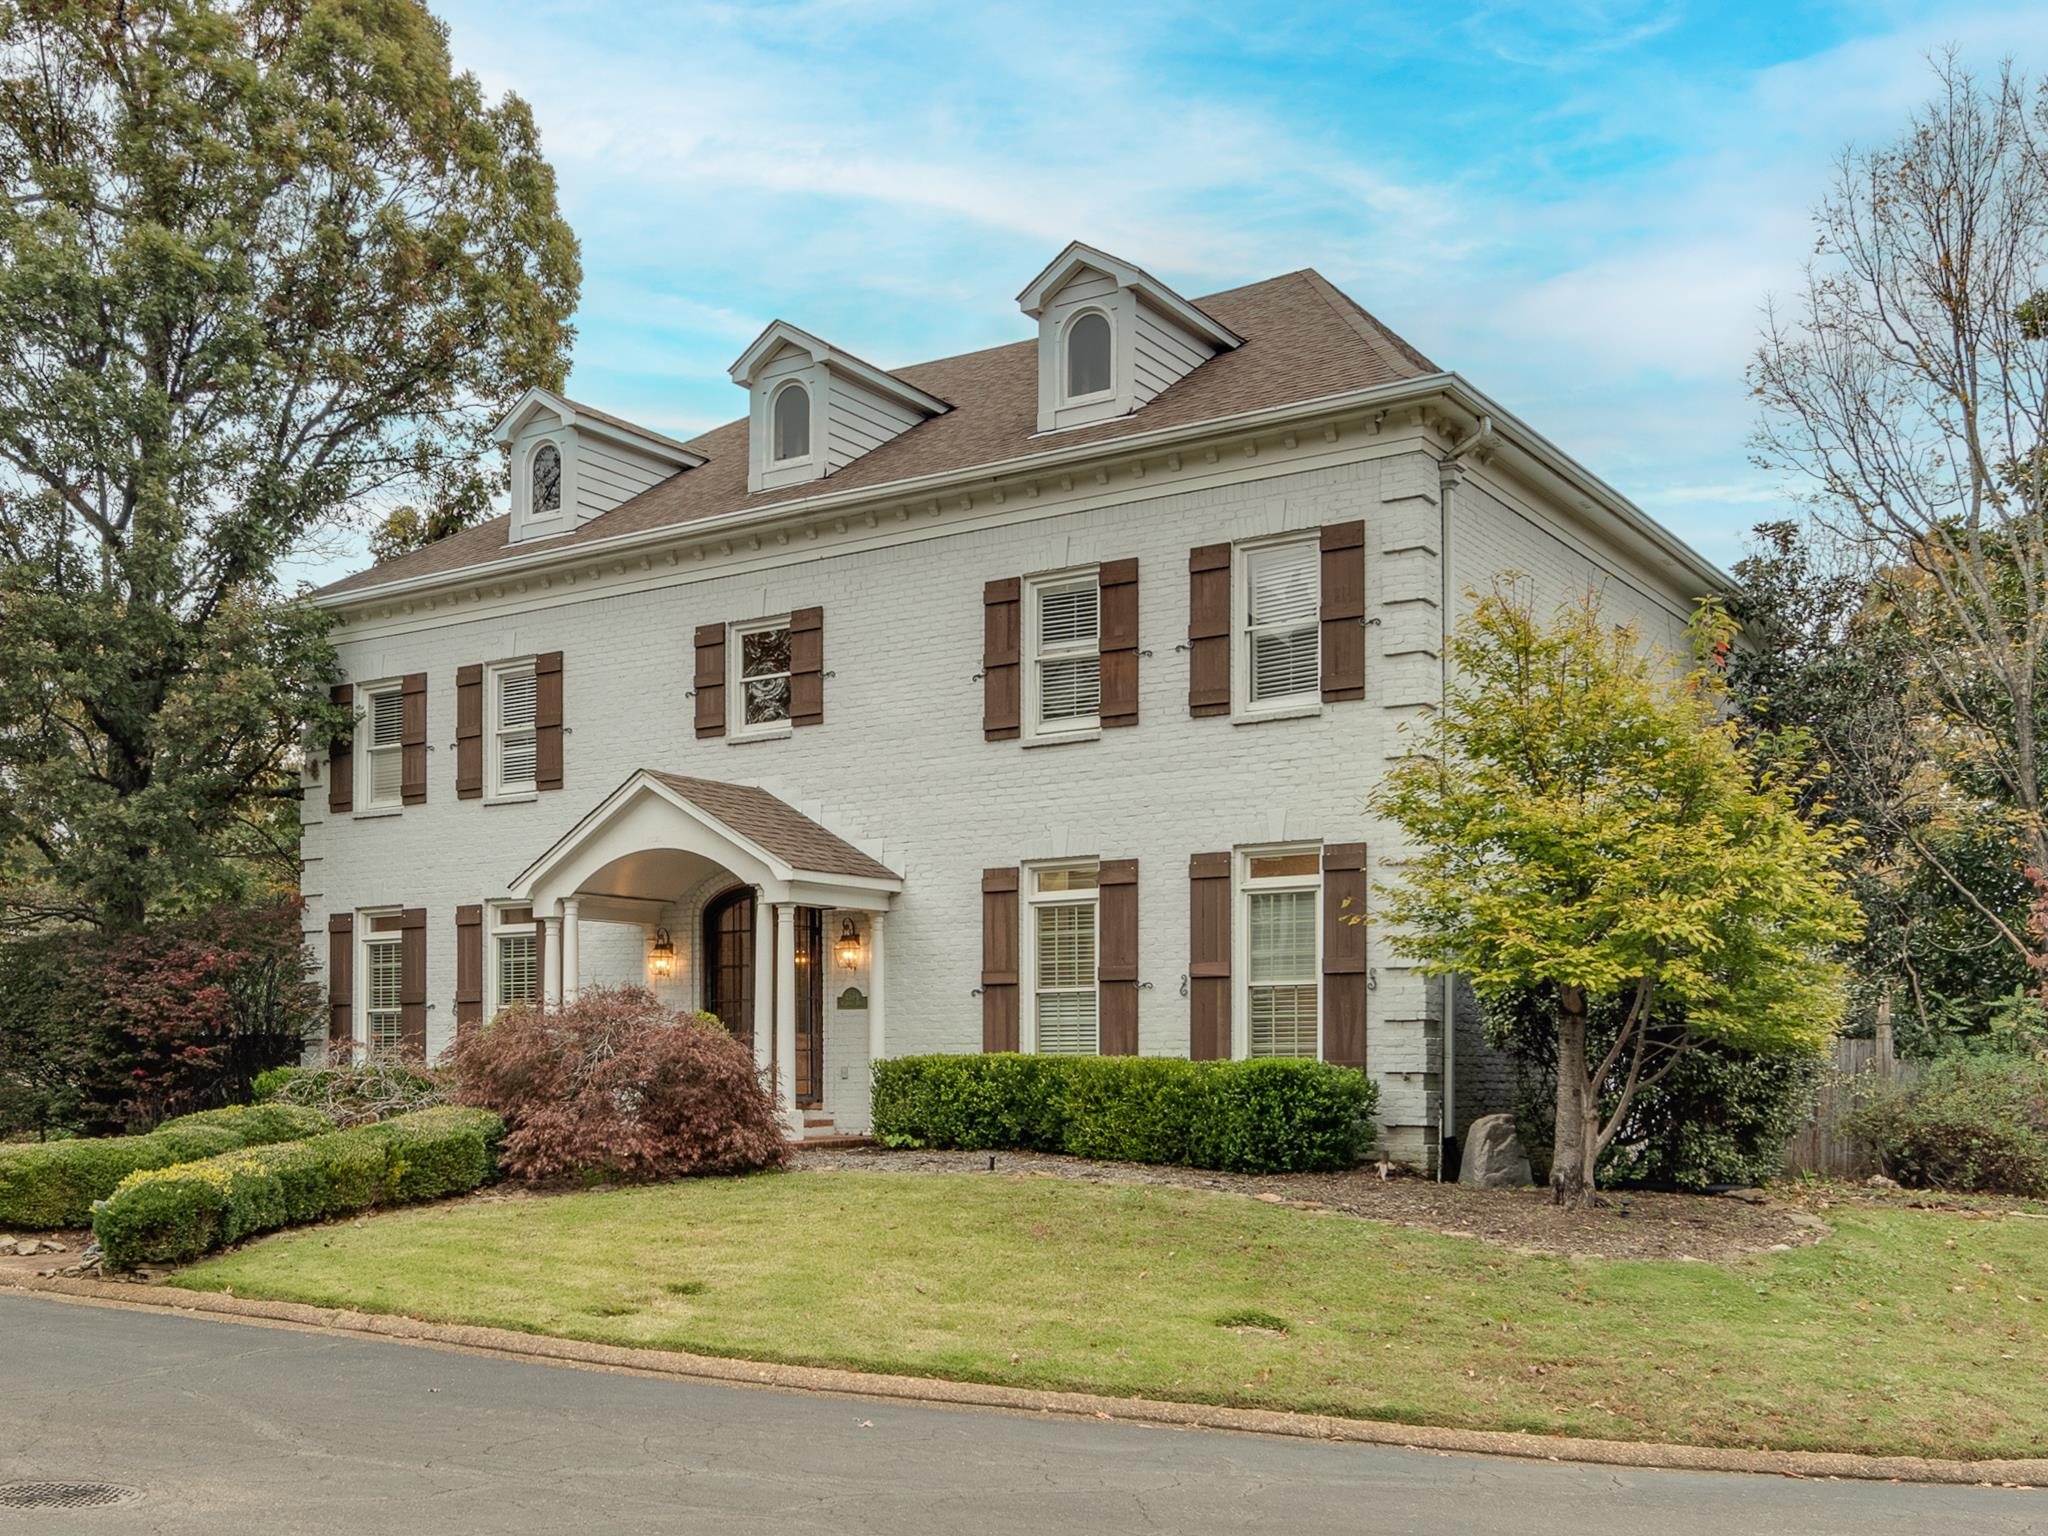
[1782,1019,1921,1179]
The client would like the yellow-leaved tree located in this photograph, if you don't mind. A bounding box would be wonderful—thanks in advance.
[1370,582,1862,1207]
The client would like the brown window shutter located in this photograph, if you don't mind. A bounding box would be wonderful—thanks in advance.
[328,684,354,814]
[1098,559,1140,728]
[694,623,727,739]
[790,606,825,727]
[1320,521,1367,702]
[399,906,428,1060]
[454,904,483,1033]
[534,651,564,790]
[983,578,1021,740]
[532,913,548,1009]
[454,665,483,799]
[1322,843,1369,1070]
[1188,851,1231,1059]
[327,911,354,1046]
[980,867,1020,1050]
[400,672,428,805]
[1187,544,1232,717]
[1097,858,1139,1055]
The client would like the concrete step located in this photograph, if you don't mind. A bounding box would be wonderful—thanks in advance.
[797,1134,878,1150]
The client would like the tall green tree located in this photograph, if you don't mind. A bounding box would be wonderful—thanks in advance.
[0,0,580,929]
[1370,583,1861,1206]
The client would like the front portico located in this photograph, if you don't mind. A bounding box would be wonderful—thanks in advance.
[511,770,901,1133]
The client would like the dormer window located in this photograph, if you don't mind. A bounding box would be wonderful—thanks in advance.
[1064,312,1112,401]
[772,383,811,462]
[531,443,562,514]
[1019,241,1242,433]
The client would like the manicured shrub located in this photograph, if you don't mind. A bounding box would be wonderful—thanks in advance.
[452,986,789,1185]
[0,1102,333,1229]
[0,902,320,1137]
[249,1067,301,1102]
[260,1055,450,1127]
[871,1054,1377,1174]
[1845,1055,2048,1197]
[93,1106,504,1269]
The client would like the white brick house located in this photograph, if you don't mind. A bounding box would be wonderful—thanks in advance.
[304,241,1725,1170]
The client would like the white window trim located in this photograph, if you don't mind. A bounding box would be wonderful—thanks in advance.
[485,656,539,804]
[1060,308,1116,406]
[1022,566,1102,741]
[486,900,539,1020]
[528,437,566,521]
[1233,532,1323,719]
[1232,844,1322,1061]
[357,907,405,1060]
[727,614,794,742]
[768,380,814,467]
[353,678,405,818]
[1023,860,1101,1056]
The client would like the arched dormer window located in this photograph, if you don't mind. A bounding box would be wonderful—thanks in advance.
[1065,311,1112,400]
[772,383,811,462]
[531,443,562,514]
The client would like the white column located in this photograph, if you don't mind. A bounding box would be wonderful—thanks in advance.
[560,896,581,1000]
[774,901,799,1129]
[541,914,563,1007]
[750,889,774,1084]
[866,911,887,1068]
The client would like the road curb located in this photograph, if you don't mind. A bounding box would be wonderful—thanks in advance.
[6,1273,2042,1488]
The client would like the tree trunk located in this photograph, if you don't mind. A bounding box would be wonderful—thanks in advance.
[1551,985,1598,1207]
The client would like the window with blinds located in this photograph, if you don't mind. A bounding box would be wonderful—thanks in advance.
[495,931,536,1013]
[1243,538,1321,706]
[364,936,404,1054]
[1030,864,1099,1055]
[362,685,405,808]
[1028,572,1101,734]
[493,663,538,795]
[1242,849,1319,1060]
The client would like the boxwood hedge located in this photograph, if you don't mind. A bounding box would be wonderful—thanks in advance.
[871,1054,1376,1173]
[93,1106,505,1270]
[0,1103,335,1230]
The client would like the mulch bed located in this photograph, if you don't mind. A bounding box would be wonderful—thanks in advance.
[792,1146,1835,1262]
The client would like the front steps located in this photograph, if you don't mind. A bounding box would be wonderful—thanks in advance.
[796,1111,875,1150]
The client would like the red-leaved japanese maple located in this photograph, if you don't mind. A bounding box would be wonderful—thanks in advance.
[452,986,789,1184]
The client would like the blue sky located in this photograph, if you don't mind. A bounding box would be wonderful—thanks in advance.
[295,0,2048,584]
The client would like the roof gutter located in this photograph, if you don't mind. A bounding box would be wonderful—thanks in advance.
[315,372,1732,613]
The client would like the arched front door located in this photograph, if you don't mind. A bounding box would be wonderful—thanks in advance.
[703,888,756,1051]
[701,889,824,1108]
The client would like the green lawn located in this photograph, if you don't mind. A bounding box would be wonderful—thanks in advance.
[171,1172,2048,1461]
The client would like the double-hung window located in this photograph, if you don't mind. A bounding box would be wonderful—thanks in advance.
[1241,848,1320,1059]
[361,913,405,1056]
[359,683,405,811]
[1028,864,1099,1054]
[490,661,538,797]
[731,618,792,736]
[1241,537,1321,709]
[489,903,538,1017]
[1025,570,1101,736]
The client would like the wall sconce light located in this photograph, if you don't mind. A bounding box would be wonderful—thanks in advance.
[834,917,863,969]
[649,927,677,981]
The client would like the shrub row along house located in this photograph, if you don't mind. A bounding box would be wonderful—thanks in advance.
[305,241,1726,1170]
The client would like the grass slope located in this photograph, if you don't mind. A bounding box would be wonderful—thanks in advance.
[172,1172,2048,1460]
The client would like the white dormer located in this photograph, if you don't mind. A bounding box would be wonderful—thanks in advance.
[1017,242,1242,434]
[729,321,949,494]
[493,388,706,544]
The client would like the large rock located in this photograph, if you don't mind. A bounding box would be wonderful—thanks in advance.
[1459,1114,1533,1188]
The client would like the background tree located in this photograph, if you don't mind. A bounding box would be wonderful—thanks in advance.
[0,0,580,930]
[1370,582,1860,1206]
[1751,58,2048,971]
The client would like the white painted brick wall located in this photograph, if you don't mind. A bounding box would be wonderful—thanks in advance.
[304,432,1711,1165]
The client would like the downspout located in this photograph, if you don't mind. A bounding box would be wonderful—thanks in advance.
[1435,414,1495,1180]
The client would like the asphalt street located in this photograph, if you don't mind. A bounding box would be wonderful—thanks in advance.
[0,1292,2039,1534]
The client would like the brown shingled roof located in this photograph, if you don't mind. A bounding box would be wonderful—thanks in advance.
[646,772,898,882]
[319,269,1439,599]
